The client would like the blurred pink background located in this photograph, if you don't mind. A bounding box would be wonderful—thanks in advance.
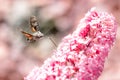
[0,0,120,80]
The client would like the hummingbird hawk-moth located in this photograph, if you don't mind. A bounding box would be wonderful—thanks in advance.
[21,16,44,42]
[21,16,57,47]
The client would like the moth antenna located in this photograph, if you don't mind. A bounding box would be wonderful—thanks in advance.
[48,37,57,48]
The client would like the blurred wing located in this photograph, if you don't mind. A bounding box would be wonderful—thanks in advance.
[21,31,33,40]
[30,16,39,32]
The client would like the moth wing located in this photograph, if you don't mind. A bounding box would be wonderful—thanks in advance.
[21,31,33,40]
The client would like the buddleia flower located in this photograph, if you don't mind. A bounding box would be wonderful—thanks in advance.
[25,8,117,80]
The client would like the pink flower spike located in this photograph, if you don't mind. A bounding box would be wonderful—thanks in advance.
[25,8,117,80]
